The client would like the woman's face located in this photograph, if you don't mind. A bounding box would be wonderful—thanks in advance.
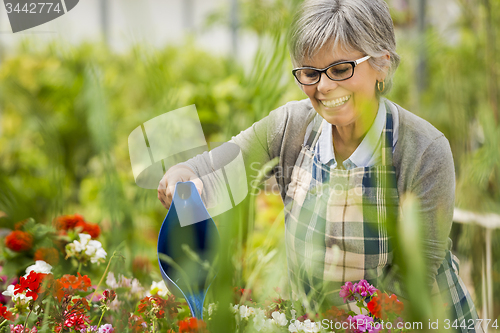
[300,45,386,127]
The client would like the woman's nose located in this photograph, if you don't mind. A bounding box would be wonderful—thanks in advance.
[316,72,338,94]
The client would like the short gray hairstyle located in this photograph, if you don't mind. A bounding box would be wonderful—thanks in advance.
[288,0,401,95]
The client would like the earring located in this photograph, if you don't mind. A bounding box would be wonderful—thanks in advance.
[377,80,385,93]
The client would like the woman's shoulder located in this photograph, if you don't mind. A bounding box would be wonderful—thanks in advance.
[390,100,455,190]
[391,101,446,144]
[390,101,451,158]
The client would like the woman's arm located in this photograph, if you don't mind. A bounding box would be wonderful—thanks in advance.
[159,104,289,211]
[386,106,456,298]
[407,135,455,288]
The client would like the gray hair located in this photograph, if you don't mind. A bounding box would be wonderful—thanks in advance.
[288,0,400,95]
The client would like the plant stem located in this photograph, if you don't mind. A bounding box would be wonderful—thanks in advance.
[86,251,119,331]
[23,306,34,330]
[97,309,106,328]
[89,251,118,306]
[77,262,82,274]
[0,319,7,328]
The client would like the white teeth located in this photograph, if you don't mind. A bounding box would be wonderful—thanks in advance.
[321,95,351,108]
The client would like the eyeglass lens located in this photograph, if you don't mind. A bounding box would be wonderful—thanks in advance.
[295,62,354,85]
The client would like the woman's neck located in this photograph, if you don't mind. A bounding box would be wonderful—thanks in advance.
[332,99,379,162]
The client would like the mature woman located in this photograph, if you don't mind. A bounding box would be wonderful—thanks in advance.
[158,0,481,331]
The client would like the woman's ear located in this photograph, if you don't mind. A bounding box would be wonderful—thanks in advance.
[378,51,391,81]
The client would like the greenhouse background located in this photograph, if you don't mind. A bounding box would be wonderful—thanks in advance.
[0,0,499,331]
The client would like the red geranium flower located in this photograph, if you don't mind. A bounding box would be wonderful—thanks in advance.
[14,271,48,301]
[138,294,181,320]
[55,214,85,231]
[34,247,60,265]
[57,273,92,292]
[0,304,12,320]
[75,221,100,239]
[50,279,65,301]
[54,312,89,333]
[323,305,349,323]
[14,219,29,230]
[101,289,117,305]
[5,230,34,252]
[55,214,101,238]
[129,314,148,333]
[138,295,168,319]
[178,317,207,333]
[53,297,90,332]
[367,293,404,320]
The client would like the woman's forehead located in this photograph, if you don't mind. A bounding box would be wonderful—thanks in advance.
[302,43,363,67]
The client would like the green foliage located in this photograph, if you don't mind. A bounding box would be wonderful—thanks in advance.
[0,0,499,324]
[0,33,302,290]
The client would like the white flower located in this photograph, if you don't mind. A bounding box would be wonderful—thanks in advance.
[302,319,320,333]
[288,321,300,332]
[239,305,251,318]
[207,303,217,316]
[73,241,85,252]
[271,311,288,326]
[106,272,118,288]
[105,272,143,296]
[25,260,52,275]
[79,233,92,242]
[253,310,267,331]
[130,278,144,295]
[247,307,256,316]
[253,315,266,331]
[264,319,275,330]
[150,280,169,297]
[109,297,122,312]
[66,233,107,265]
[232,304,239,313]
[2,285,33,304]
[119,275,132,288]
[74,234,91,252]
[85,240,99,256]
[94,248,107,261]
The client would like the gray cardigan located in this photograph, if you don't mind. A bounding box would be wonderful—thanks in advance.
[184,98,455,297]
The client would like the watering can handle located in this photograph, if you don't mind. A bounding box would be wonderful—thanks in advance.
[172,181,212,227]
[157,164,203,209]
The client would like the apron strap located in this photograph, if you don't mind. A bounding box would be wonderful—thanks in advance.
[304,116,325,150]
[382,101,395,166]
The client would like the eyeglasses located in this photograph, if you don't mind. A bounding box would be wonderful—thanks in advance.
[292,55,371,85]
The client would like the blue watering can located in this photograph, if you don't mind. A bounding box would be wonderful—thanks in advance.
[157,181,220,319]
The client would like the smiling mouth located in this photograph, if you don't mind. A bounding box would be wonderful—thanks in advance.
[320,95,351,108]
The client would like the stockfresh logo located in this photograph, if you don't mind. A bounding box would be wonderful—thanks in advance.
[4,0,79,33]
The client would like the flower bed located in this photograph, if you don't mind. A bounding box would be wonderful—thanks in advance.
[0,215,408,332]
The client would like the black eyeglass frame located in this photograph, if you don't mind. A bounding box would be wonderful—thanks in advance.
[292,55,371,85]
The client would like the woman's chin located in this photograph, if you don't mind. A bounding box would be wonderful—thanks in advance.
[315,99,353,125]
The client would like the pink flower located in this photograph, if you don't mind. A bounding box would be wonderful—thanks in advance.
[348,314,381,333]
[9,325,38,333]
[354,280,377,298]
[98,324,115,333]
[339,281,355,303]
